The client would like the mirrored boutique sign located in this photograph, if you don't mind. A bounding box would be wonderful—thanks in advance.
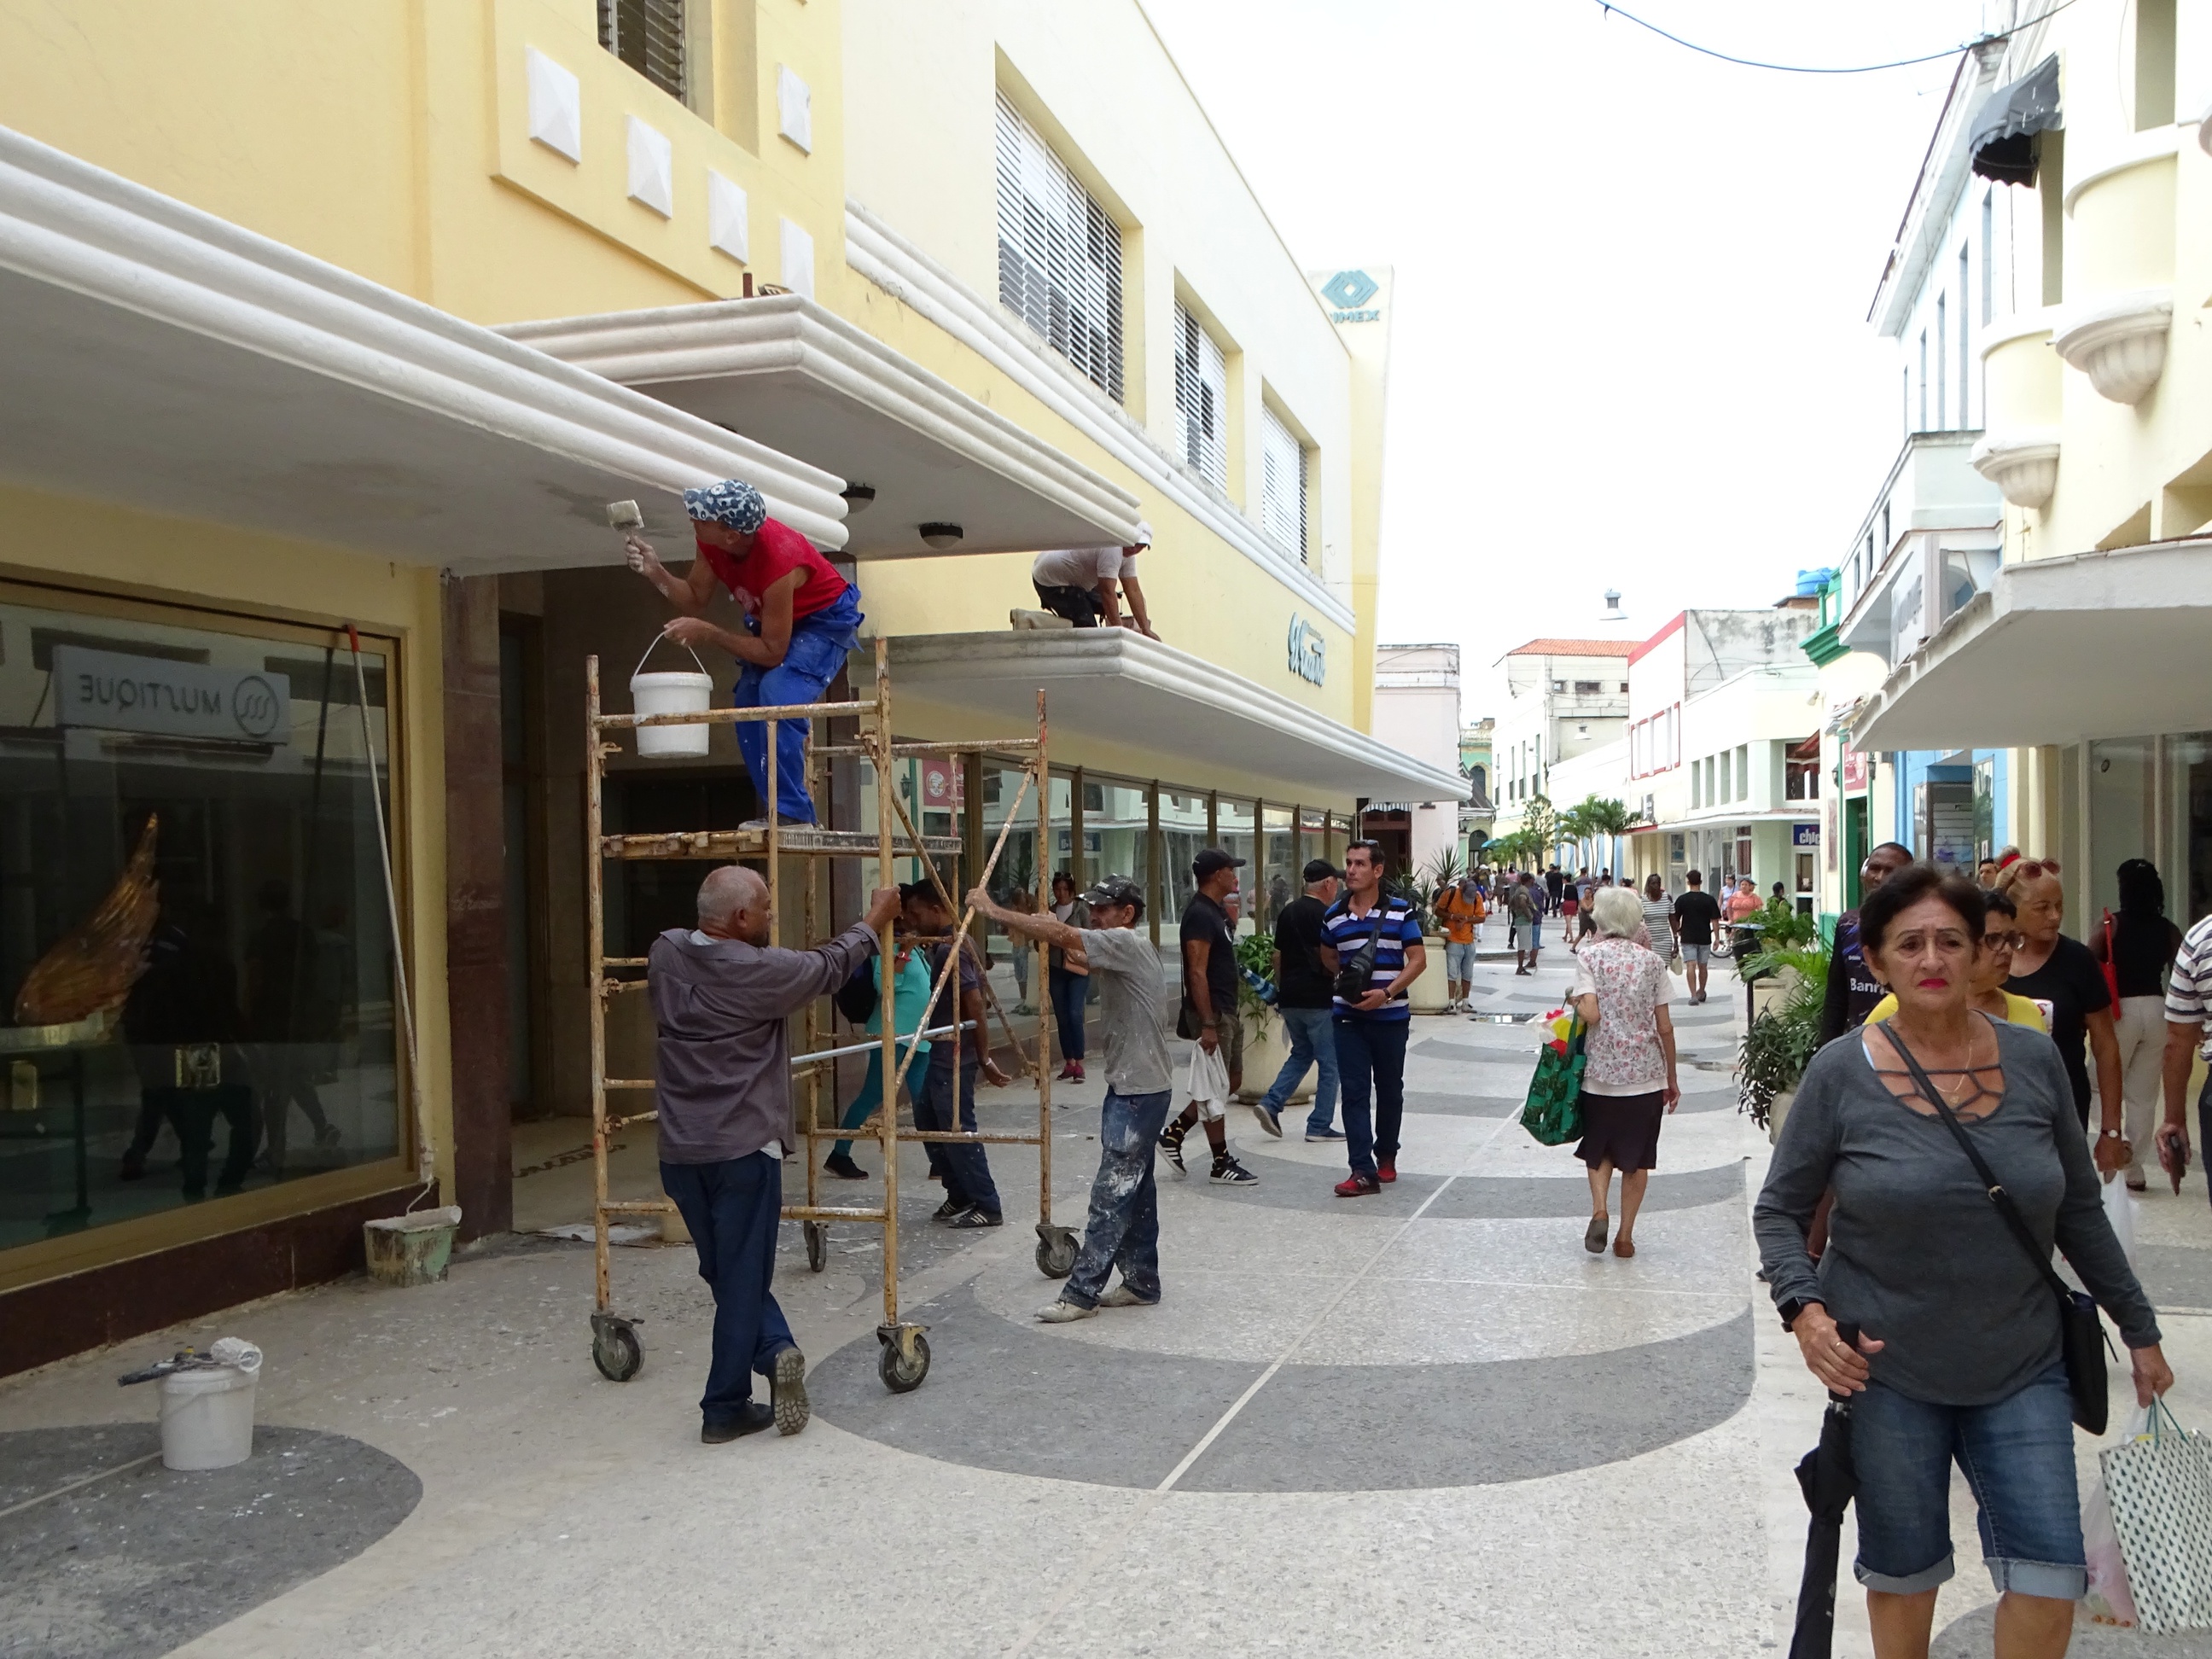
[51,644,292,743]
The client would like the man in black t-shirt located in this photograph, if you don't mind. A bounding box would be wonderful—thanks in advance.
[1672,870,1724,1005]
[1159,849,1260,1185]
[1253,859,1343,1142]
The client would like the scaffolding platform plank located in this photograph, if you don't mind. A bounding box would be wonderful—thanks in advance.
[598,826,960,861]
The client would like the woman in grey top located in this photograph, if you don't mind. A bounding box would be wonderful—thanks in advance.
[1755,866,2173,1659]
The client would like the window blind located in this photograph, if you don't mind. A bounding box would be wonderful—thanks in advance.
[1260,405,1308,562]
[995,93,1124,404]
[599,0,685,102]
[1173,304,1227,491]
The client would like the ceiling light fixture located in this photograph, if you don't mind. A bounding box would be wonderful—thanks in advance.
[919,521,963,550]
[840,484,876,514]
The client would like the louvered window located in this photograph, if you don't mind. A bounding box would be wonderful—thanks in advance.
[1173,304,1228,491]
[995,92,1124,404]
[600,0,685,102]
[1260,405,1309,563]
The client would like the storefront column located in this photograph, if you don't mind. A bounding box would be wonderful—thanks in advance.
[442,573,512,1238]
[1147,783,1162,948]
[1068,766,1086,888]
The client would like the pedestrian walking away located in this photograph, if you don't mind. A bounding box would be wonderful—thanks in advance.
[1509,870,1545,975]
[626,476,862,828]
[1671,870,1723,1005]
[1434,872,1483,1010]
[1818,842,1915,1046]
[904,882,1012,1227]
[1639,873,1678,969]
[971,878,1176,1322]
[1318,841,1426,1196]
[650,867,901,1443]
[1046,871,1091,1081]
[1755,866,2173,1656]
[1255,859,1346,1142]
[1567,887,1679,1258]
[1160,847,1260,1185]
[2088,858,2183,1190]
[1998,857,2126,1145]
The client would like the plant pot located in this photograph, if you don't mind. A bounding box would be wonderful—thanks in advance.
[1410,937,1450,1013]
[1767,1088,1796,1146]
[1234,1012,1314,1104]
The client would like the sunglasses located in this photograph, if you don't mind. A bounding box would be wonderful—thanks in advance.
[1982,930,2024,952]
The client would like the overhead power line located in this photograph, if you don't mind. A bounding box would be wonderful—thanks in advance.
[1591,0,2081,74]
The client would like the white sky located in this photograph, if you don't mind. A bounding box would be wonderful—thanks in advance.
[1144,0,2000,720]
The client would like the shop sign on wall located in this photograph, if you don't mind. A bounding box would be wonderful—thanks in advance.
[1286,614,1327,686]
[1791,823,1819,848]
[52,645,290,743]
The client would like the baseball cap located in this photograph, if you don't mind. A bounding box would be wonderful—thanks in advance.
[1131,520,1153,549]
[1302,859,1339,882]
[1192,847,1248,881]
[1078,876,1144,910]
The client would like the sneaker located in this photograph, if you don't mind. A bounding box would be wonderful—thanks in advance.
[1035,1298,1098,1323]
[1377,1161,1396,1185]
[701,1402,776,1443]
[1068,1062,1086,1082]
[738,814,814,831]
[946,1207,1004,1229]
[1098,1284,1158,1307]
[824,1152,868,1181]
[1015,1003,1036,1016]
[931,1196,963,1221]
[1304,1126,1347,1142]
[1159,1123,1188,1176]
[1250,1101,1283,1138]
[771,1348,810,1435]
[1209,1157,1259,1186]
[1334,1173,1381,1197]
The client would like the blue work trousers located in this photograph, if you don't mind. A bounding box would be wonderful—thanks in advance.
[1334,1016,1409,1179]
[731,586,862,824]
[1260,1004,1339,1135]
[661,1150,796,1424]
[1062,1088,1174,1308]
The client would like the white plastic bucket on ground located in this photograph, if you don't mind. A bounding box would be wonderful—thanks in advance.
[630,637,714,758]
[159,1339,261,1470]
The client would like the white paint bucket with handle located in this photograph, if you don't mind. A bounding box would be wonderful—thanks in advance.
[630,636,715,758]
[159,1338,261,1470]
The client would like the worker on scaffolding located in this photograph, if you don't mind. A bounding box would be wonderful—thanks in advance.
[652,864,901,1442]
[625,477,863,829]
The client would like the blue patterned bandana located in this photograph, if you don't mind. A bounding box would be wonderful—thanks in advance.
[682,478,766,533]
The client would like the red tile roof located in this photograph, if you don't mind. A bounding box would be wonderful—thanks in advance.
[1503,638,1633,659]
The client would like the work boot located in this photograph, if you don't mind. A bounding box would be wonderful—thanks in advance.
[771,1348,810,1436]
[701,1402,775,1443]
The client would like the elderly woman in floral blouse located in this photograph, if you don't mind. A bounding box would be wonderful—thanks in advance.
[1569,885,1682,1258]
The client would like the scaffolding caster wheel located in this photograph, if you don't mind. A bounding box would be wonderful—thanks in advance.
[1034,1222,1078,1279]
[804,1220,827,1273]
[591,1313,643,1382]
[876,1323,930,1394]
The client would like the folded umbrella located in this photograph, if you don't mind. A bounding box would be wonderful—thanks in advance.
[1790,1322,1862,1659]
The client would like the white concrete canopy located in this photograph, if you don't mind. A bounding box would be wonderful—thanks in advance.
[0,125,847,573]
[878,629,1469,803]
[500,294,1144,560]
[1851,540,2212,749]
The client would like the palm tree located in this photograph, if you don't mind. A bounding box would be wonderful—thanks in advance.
[1556,801,1595,871]
[1577,795,1637,878]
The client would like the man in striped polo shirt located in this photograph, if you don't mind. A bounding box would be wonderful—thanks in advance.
[2159,911,2212,1204]
[1316,841,1428,1196]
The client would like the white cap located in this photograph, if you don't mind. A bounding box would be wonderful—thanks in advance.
[1132,521,1153,548]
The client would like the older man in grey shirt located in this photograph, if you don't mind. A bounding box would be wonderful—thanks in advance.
[653,864,900,1443]
[969,876,1174,1321]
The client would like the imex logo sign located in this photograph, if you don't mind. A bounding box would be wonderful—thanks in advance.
[1287,614,1328,686]
[1319,269,1380,323]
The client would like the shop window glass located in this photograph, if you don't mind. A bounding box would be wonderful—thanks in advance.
[1214,798,1255,932]
[1,597,401,1253]
[1260,804,1295,933]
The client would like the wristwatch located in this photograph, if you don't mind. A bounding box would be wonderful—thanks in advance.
[1777,1297,1820,1333]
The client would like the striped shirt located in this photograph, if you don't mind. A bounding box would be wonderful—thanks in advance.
[1640,896,1677,955]
[1322,892,1423,1022]
[2163,914,2212,1060]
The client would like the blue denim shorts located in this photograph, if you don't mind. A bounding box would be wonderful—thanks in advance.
[1851,1363,2086,1601]
[1445,941,1477,980]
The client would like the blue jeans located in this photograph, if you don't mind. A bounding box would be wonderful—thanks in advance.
[1335,1016,1408,1179]
[1049,967,1087,1062]
[1260,1005,1339,1134]
[917,1055,1000,1216]
[1851,1363,2086,1601]
[1064,1088,1174,1307]
[661,1151,796,1423]
[830,1040,921,1161]
[731,585,862,824]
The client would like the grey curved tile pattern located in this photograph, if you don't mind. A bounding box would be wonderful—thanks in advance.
[0,1425,421,1656]
[812,1285,1752,1492]
[1200,1147,1745,1217]
[1934,1602,2212,1656]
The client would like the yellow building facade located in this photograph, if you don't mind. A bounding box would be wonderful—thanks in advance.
[0,0,1455,1367]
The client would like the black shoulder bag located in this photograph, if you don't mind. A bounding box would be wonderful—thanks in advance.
[1877,1022,2110,1434]
[1333,904,1388,1004]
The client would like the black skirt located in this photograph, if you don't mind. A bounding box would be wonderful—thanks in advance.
[1574,1089,1664,1172]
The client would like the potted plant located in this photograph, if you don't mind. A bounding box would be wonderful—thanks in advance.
[1231,930,1312,1104]
[1735,941,1827,1140]
[1395,851,1460,1015]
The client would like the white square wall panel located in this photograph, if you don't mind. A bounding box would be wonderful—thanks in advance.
[777,65,812,153]
[780,218,815,299]
[626,116,673,218]
[525,48,582,162]
[707,172,749,263]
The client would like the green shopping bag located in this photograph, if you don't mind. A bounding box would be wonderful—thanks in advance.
[1520,1014,1587,1146]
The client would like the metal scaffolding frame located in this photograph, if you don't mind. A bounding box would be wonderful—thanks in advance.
[581,637,1074,1394]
